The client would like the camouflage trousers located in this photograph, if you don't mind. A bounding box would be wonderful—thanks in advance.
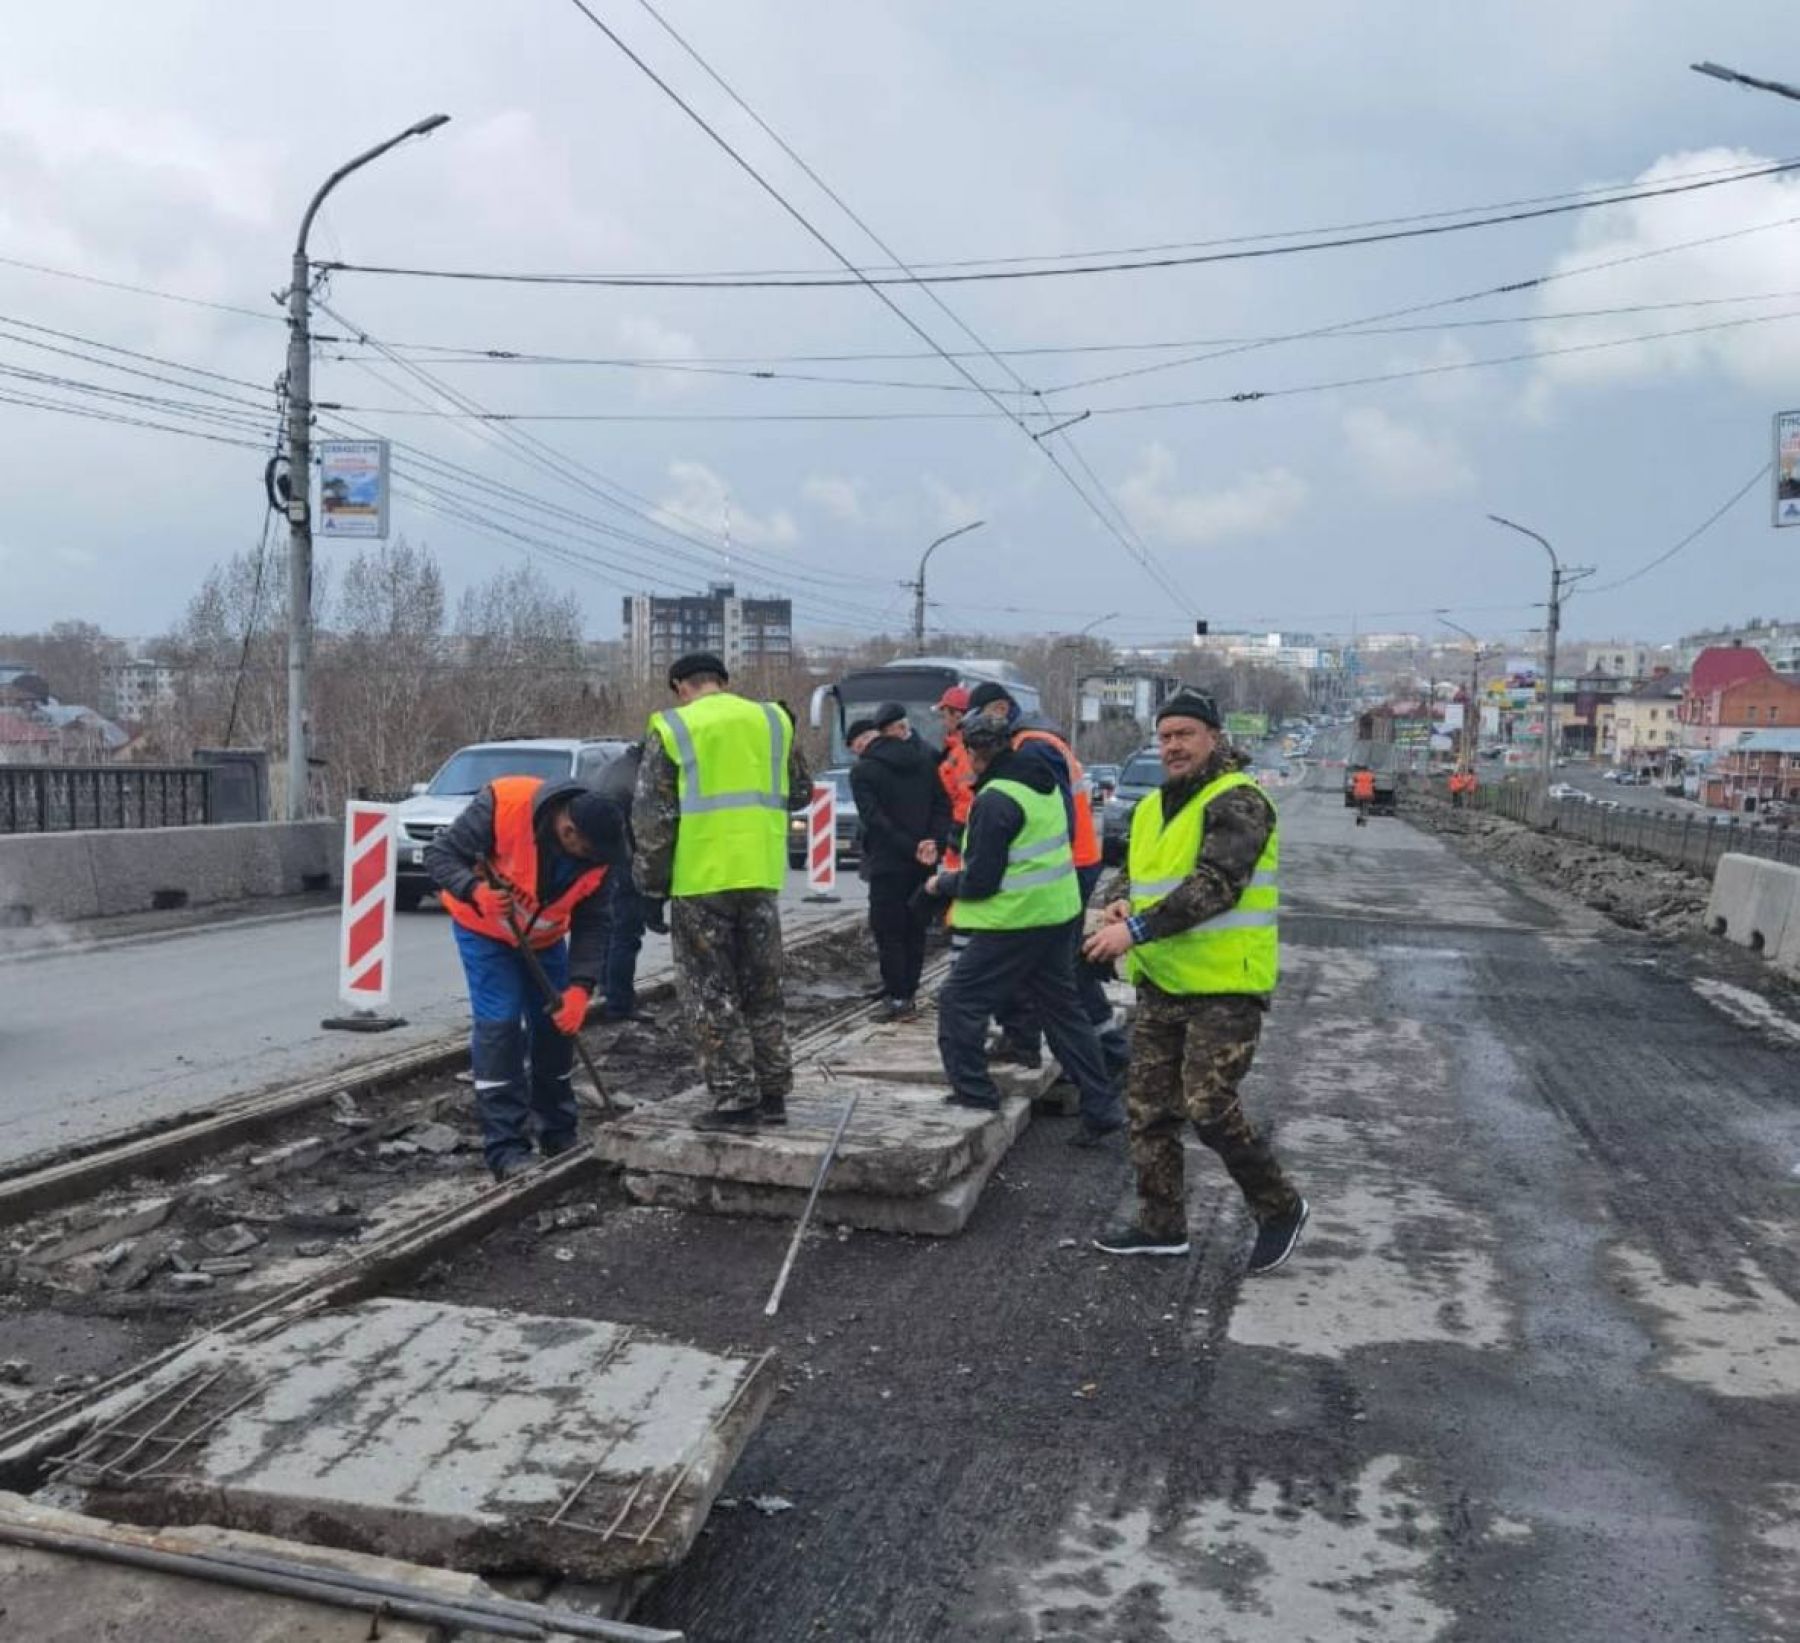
[671,889,792,1113]
[1126,987,1299,1241]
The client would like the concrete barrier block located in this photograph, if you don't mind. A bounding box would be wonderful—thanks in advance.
[0,833,104,925]
[1707,853,1800,971]
[0,820,342,925]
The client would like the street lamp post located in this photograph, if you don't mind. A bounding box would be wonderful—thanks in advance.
[1060,612,1118,749]
[1438,614,1493,774]
[910,520,984,652]
[1486,514,1592,788]
[282,114,450,821]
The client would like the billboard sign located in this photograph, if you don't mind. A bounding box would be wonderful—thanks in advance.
[1778,412,1800,527]
[318,439,390,538]
[1224,711,1268,739]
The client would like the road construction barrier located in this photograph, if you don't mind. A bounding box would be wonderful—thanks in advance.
[1707,853,1800,978]
[333,803,400,1018]
[805,781,838,901]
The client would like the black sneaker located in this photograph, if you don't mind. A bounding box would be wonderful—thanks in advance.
[944,1092,1001,1112]
[1246,1197,1309,1276]
[1067,1118,1125,1149]
[1092,1224,1190,1257]
[692,1106,760,1133]
[882,997,919,1022]
[759,1094,789,1126]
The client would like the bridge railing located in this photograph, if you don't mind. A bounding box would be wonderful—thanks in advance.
[0,765,213,833]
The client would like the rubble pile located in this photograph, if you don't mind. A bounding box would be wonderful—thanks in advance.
[1403,789,1710,937]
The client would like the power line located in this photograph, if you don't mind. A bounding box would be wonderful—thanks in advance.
[0,253,278,322]
[1583,464,1772,594]
[559,0,1200,618]
[316,156,1800,289]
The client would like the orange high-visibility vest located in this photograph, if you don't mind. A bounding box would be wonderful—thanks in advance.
[1013,726,1100,869]
[1352,771,1376,801]
[938,732,976,870]
[441,776,608,948]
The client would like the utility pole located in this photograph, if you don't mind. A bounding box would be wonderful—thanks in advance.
[909,520,983,652]
[1438,614,1492,773]
[282,114,449,821]
[1487,514,1593,787]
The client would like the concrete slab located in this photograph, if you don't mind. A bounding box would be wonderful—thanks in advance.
[625,1095,1032,1236]
[593,1075,1024,1197]
[54,1298,774,1581]
[811,1020,1050,1107]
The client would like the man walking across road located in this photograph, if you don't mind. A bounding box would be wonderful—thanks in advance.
[426,777,623,1180]
[1083,689,1308,1272]
[925,715,1124,1144]
[850,702,950,1020]
[1351,765,1376,825]
[634,652,813,1131]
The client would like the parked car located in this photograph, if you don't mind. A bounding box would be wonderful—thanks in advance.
[1100,750,1165,864]
[787,765,861,868]
[1548,782,1581,801]
[1088,763,1121,802]
[392,737,634,910]
[1593,797,1620,811]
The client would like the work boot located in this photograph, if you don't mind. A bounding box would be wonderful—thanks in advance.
[490,1155,534,1184]
[988,1040,1042,1071]
[882,997,919,1023]
[1067,1117,1125,1149]
[692,1105,761,1133]
[1091,1223,1190,1258]
[1245,1198,1309,1276]
[759,1092,789,1127]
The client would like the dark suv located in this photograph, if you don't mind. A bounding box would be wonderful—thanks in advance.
[1099,749,1165,864]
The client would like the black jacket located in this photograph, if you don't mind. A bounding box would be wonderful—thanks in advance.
[423,777,617,988]
[850,732,951,878]
[931,748,1058,904]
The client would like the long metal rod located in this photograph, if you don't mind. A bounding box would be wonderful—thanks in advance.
[764,1093,860,1317]
[0,1518,686,1642]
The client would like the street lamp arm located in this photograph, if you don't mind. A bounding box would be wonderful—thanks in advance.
[1486,512,1557,570]
[295,114,452,258]
[917,519,984,581]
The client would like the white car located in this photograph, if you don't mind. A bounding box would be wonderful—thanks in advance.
[1548,782,1581,801]
[392,737,634,910]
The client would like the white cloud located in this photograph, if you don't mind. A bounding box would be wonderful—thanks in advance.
[654,460,798,550]
[1341,406,1475,498]
[1118,443,1308,545]
[1528,148,1800,398]
[800,475,864,523]
[921,474,985,535]
[614,313,703,401]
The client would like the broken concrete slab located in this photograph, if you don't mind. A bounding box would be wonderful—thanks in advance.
[198,1223,262,1258]
[593,1075,1023,1197]
[54,1297,774,1581]
[818,1019,1044,1103]
[626,1093,1031,1236]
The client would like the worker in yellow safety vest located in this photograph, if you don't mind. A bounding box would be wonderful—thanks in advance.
[1082,689,1308,1272]
[632,652,813,1131]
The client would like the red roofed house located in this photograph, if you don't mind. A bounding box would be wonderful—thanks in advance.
[1677,645,1798,752]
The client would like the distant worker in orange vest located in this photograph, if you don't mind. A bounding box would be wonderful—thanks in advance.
[1351,767,1376,825]
[426,778,623,1179]
[1448,770,1475,808]
[934,686,976,870]
[963,680,1129,1097]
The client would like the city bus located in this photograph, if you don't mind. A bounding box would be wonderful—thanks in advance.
[809,656,1043,765]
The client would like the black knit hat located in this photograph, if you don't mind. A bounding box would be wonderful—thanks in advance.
[668,651,729,689]
[960,714,1012,755]
[872,701,908,729]
[845,717,879,745]
[1154,688,1223,729]
[965,681,1015,714]
[564,791,624,857]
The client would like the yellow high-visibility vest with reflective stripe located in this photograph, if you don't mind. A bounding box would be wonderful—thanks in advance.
[649,692,793,896]
[1125,770,1279,995]
[951,778,1082,931]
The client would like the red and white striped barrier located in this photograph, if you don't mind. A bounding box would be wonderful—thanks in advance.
[805,781,839,901]
[324,802,405,1031]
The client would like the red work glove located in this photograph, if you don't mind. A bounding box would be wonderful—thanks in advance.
[551,986,590,1035]
[473,883,514,924]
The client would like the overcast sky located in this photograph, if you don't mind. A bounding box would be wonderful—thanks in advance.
[3,1,1799,651]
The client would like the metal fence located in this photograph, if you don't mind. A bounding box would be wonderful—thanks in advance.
[0,765,213,833]
[1467,779,1800,876]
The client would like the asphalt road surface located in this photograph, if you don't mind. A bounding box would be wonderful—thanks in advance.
[426,765,1799,1641]
[0,876,866,1169]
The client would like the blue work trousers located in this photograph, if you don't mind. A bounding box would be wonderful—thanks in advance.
[452,923,578,1174]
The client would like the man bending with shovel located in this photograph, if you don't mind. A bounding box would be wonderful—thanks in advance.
[426,778,623,1179]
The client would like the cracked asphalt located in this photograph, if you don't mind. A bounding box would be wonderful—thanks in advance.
[413,760,1800,1642]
